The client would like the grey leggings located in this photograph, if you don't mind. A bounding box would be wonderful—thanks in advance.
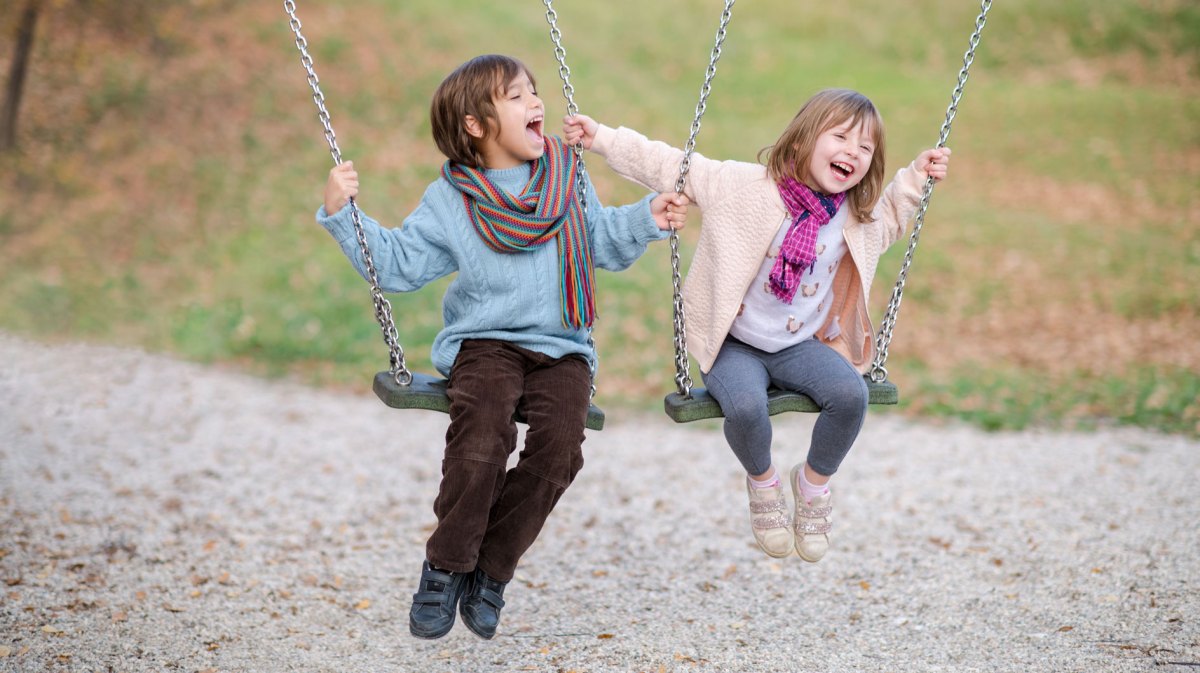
[701,336,869,478]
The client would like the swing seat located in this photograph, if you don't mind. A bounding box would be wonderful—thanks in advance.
[373,371,606,430]
[663,378,898,423]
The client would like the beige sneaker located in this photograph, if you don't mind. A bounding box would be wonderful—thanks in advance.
[745,477,793,558]
[790,464,833,563]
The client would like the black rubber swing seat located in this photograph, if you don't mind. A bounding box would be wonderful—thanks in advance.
[663,378,899,423]
[373,371,606,431]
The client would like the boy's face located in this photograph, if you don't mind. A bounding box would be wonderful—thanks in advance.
[467,71,545,169]
[805,117,876,195]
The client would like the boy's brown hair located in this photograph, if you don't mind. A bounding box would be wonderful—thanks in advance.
[431,54,536,168]
[759,88,887,222]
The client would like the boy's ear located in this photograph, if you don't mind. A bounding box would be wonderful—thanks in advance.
[464,115,485,139]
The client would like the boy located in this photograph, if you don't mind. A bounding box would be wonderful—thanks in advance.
[318,54,687,639]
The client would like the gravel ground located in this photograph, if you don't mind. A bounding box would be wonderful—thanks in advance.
[1,332,1197,673]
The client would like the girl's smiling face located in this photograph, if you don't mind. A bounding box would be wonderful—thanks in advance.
[805,118,877,195]
[469,72,545,169]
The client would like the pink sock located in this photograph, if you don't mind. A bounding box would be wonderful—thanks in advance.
[749,472,780,489]
[797,468,829,503]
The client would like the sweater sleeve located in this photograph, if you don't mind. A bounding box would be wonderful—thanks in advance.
[589,124,735,211]
[315,192,456,293]
[870,161,927,250]
[581,177,668,272]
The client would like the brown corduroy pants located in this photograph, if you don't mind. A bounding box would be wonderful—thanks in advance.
[425,339,590,582]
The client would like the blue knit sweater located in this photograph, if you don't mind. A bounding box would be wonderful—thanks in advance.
[316,162,665,376]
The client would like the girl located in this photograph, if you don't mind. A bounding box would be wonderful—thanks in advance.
[320,54,688,639]
[563,89,949,561]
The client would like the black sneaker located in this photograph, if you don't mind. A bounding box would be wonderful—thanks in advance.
[460,568,508,640]
[409,561,469,639]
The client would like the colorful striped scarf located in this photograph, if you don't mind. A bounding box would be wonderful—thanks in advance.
[442,136,595,328]
[769,177,845,304]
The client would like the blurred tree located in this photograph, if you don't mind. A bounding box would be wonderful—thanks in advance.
[1,0,175,152]
[1,0,41,152]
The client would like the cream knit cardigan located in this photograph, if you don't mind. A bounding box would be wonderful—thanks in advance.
[590,124,926,375]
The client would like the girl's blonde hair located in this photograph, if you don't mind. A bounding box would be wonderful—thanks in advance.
[759,88,886,222]
[431,54,536,168]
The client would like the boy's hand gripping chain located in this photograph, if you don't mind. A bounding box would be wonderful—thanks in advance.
[284,0,413,387]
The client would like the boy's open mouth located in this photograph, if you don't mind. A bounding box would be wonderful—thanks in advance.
[527,116,544,143]
[831,161,854,179]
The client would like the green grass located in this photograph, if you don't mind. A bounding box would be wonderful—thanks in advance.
[0,0,1196,436]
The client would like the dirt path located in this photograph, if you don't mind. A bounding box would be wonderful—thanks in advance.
[1,333,1197,672]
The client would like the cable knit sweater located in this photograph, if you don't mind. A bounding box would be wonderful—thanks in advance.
[316,162,665,376]
[589,124,926,375]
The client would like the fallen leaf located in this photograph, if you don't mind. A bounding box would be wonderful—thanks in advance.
[722,565,737,580]
[202,540,218,552]
[1058,625,1074,632]
[859,581,871,591]
[112,611,127,622]
[592,569,608,577]
[354,599,371,610]
[0,646,11,657]
[597,633,614,640]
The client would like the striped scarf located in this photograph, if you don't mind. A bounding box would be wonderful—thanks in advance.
[769,177,845,303]
[442,136,595,328]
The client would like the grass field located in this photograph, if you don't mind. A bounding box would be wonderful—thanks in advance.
[1,0,1197,434]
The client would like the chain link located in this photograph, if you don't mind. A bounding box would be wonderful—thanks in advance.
[284,1,412,386]
[869,0,991,383]
[668,0,736,397]
[543,0,599,399]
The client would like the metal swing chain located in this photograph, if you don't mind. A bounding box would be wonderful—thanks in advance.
[670,0,736,398]
[543,0,599,399]
[868,0,991,384]
[283,1,412,386]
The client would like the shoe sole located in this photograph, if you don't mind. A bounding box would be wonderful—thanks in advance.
[409,618,455,640]
[790,464,827,563]
[460,610,496,640]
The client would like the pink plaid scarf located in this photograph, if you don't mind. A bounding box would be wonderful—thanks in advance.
[769,177,846,303]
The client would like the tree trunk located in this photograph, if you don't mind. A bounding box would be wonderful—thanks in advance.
[1,0,42,152]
